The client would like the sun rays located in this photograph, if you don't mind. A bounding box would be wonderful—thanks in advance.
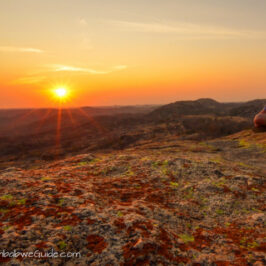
[4,84,108,159]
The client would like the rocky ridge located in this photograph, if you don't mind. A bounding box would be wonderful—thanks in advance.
[0,130,265,265]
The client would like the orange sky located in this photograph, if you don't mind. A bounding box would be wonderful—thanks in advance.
[0,0,266,108]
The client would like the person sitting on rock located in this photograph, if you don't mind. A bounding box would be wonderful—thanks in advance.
[254,106,266,128]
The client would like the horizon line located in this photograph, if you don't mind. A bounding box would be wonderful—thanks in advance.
[0,97,265,111]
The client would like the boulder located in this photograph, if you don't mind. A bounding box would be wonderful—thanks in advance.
[254,106,266,128]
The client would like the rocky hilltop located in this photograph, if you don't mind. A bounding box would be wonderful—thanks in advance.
[0,130,265,265]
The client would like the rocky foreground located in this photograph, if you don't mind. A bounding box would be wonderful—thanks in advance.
[0,130,265,265]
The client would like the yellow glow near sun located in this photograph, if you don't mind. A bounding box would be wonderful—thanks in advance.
[50,85,72,104]
[54,87,67,98]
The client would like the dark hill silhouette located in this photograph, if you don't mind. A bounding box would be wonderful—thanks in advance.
[0,98,265,167]
[149,98,266,121]
[229,99,266,118]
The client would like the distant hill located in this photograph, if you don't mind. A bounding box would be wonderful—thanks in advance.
[0,105,159,137]
[229,99,266,118]
[149,98,223,120]
[149,98,266,121]
[0,98,265,165]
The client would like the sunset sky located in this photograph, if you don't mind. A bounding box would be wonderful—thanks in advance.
[0,0,266,108]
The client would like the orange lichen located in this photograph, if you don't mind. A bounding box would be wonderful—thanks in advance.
[87,235,107,254]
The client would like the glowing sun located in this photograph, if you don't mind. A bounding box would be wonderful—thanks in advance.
[54,88,67,98]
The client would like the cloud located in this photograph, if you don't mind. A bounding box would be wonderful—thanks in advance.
[0,46,44,53]
[13,76,46,85]
[50,64,127,74]
[52,65,109,74]
[14,64,128,84]
[109,20,266,39]
[113,65,128,70]
[78,18,88,26]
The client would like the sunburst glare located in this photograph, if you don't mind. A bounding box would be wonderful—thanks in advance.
[54,87,68,98]
[51,86,72,103]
